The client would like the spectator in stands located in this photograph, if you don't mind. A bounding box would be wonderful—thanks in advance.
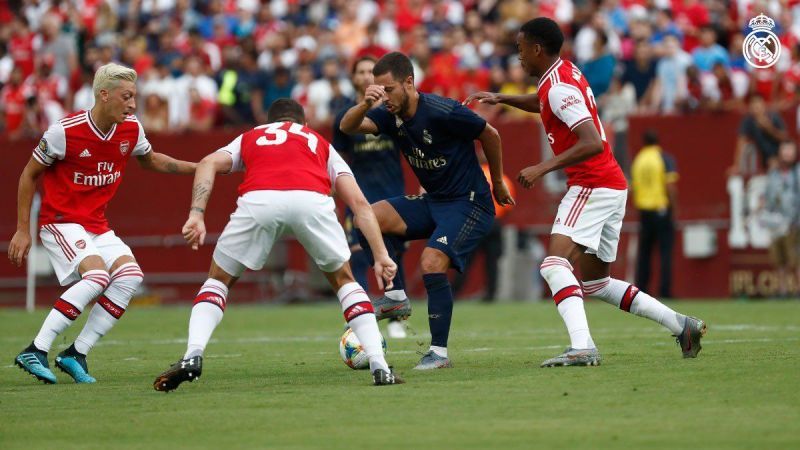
[306,57,354,128]
[762,141,800,298]
[581,32,615,97]
[692,26,728,72]
[621,40,657,111]
[631,130,679,298]
[172,56,218,131]
[650,9,683,53]
[653,35,692,113]
[0,66,29,140]
[253,66,294,124]
[497,59,537,120]
[600,76,636,176]
[730,95,788,175]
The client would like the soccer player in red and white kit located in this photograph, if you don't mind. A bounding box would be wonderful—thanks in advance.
[465,18,706,366]
[153,99,403,390]
[8,63,197,384]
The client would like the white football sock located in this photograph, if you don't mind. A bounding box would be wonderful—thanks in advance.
[338,282,389,372]
[429,345,448,358]
[33,269,109,353]
[74,263,143,354]
[584,277,685,335]
[184,279,228,359]
[540,257,594,349]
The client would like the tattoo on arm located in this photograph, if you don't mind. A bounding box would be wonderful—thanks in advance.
[166,162,178,173]
[192,181,211,204]
[190,206,205,213]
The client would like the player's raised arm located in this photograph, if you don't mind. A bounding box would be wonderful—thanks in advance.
[463,91,541,113]
[339,84,383,135]
[182,151,233,250]
[136,150,197,174]
[478,123,515,206]
[8,158,48,267]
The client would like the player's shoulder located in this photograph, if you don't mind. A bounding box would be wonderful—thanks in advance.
[421,92,459,116]
[58,110,88,130]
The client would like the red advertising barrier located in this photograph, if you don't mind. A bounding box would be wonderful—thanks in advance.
[0,111,792,305]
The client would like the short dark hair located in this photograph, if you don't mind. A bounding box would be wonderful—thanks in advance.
[520,17,564,56]
[643,129,659,146]
[267,98,305,124]
[373,52,414,81]
[352,55,377,75]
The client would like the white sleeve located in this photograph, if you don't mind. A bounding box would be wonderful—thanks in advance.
[327,144,353,181]
[32,122,66,166]
[132,120,152,156]
[215,134,244,173]
[548,83,593,130]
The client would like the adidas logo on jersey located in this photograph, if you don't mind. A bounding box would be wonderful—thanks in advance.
[436,236,448,245]
[79,149,92,158]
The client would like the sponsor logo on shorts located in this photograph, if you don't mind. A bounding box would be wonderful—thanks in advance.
[436,236,448,245]
[75,240,86,249]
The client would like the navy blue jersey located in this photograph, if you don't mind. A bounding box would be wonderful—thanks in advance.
[366,93,492,209]
[333,100,404,203]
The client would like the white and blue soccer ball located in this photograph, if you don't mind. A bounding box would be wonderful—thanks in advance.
[339,327,386,370]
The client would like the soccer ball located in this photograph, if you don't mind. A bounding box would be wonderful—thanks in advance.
[339,327,386,370]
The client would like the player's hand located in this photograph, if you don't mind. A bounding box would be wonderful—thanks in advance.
[364,85,385,107]
[517,164,547,189]
[463,91,503,106]
[372,254,397,291]
[182,214,206,250]
[492,180,516,207]
[8,230,32,267]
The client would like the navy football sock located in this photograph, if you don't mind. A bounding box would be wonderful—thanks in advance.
[349,249,370,291]
[423,273,453,347]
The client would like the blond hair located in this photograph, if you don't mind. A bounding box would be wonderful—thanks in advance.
[93,63,137,97]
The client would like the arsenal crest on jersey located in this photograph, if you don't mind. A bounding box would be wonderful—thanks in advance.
[119,140,130,155]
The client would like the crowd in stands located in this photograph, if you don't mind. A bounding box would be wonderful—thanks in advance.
[2,0,800,140]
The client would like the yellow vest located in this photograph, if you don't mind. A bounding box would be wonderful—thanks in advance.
[631,145,679,211]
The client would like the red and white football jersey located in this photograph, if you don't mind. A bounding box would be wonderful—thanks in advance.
[33,110,152,234]
[538,59,627,190]
[218,121,352,197]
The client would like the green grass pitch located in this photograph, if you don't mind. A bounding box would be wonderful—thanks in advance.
[1,300,798,449]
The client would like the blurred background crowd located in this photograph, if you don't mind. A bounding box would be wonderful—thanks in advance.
[1,0,800,140]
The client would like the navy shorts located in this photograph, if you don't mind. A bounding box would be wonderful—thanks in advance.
[387,194,495,272]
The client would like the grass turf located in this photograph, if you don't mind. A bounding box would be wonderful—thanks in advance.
[1,300,798,449]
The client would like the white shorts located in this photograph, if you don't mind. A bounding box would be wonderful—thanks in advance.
[213,190,351,277]
[551,186,628,263]
[39,223,134,286]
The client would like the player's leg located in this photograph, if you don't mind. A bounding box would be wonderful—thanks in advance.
[414,198,495,370]
[386,247,408,338]
[59,231,144,382]
[357,196,436,320]
[16,224,110,384]
[154,258,239,392]
[291,192,401,385]
[581,191,706,358]
[154,193,275,391]
[539,187,604,367]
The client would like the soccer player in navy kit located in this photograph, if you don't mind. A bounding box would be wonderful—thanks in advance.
[333,56,409,339]
[340,52,515,370]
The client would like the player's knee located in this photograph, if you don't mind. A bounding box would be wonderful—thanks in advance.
[420,248,449,274]
[539,256,573,281]
[109,263,144,296]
